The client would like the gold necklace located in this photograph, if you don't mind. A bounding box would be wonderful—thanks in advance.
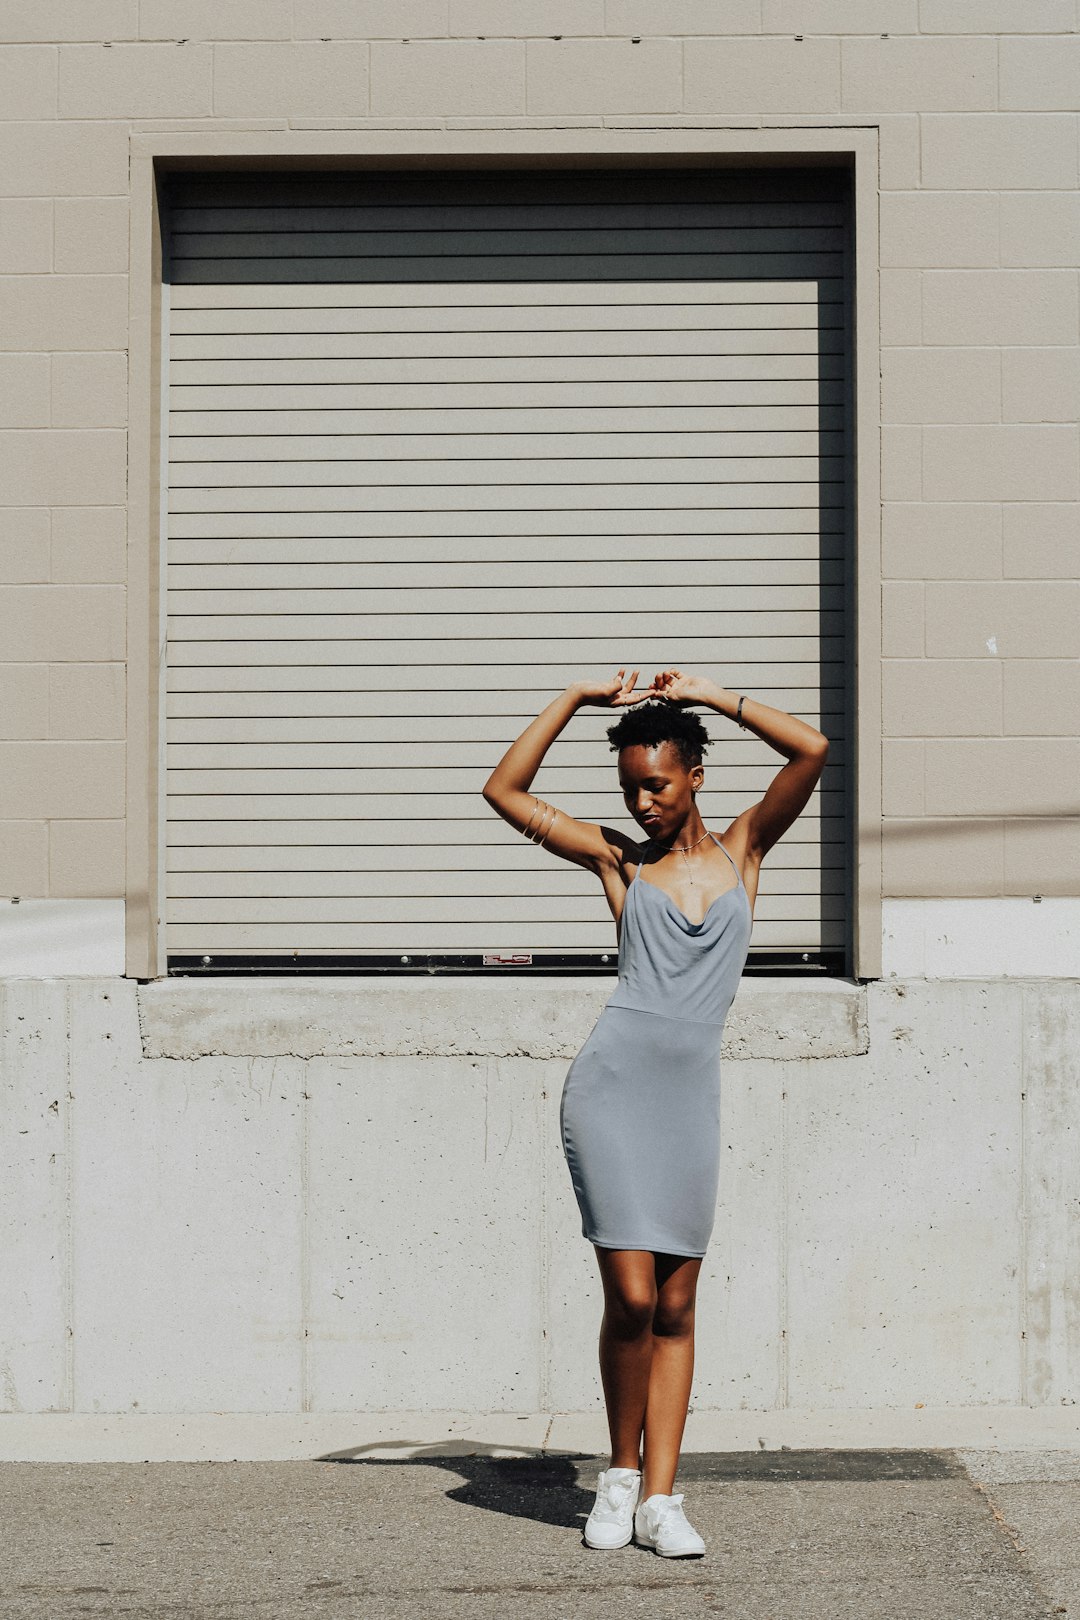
[646,828,712,886]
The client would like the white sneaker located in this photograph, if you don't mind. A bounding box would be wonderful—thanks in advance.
[634,1491,706,1557]
[583,1466,642,1549]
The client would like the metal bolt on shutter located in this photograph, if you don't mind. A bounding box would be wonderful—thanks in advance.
[162,167,852,972]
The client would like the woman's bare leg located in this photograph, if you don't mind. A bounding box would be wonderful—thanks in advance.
[593,1247,657,1470]
[641,1254,702,1499]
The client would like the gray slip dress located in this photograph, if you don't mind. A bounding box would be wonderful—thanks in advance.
[559,832,753,1259]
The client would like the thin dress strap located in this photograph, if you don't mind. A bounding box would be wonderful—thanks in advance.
[710,831,742,884]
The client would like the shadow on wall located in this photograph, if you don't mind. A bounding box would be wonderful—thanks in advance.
[882,809,1079,837]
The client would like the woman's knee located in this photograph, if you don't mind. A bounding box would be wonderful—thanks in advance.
[651,1292,696,1338]
[603,1285,657,1337]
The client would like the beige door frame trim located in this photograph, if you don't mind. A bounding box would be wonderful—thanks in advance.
[125,126,882,981]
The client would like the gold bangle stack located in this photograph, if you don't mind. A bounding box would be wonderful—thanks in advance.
[522,795,558,846]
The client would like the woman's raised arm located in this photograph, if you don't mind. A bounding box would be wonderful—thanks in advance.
[481,671,653,874]
[650,668,829,861]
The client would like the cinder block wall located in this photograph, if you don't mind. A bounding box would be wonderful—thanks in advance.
[0,1,1077,906]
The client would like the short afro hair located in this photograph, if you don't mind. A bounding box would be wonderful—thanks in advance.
[605,699,712,773]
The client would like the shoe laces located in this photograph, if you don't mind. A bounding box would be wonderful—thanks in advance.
[653,1491,690,1528]
[593,1471,639,1521]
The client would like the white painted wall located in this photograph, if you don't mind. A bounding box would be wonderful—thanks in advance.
[6,898,1080,979]
[882,898,1080,976]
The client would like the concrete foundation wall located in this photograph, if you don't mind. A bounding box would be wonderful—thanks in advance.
[3,974,1078,1431]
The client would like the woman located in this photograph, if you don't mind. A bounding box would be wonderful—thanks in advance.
[481,666,828,1558]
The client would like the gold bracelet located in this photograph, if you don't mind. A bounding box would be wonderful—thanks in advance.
[522,796,546,838]
[536,806,558,847]
[529,802,556,844]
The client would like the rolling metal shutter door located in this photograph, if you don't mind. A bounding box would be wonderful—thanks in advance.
[163,168,850,967]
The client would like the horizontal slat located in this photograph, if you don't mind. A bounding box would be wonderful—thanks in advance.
[172,161,847,207]
[168,509,844,540]
[173,200,848,231]
[165,737,846,770]
[172,224,843,260]
[170,381,845,417]
[168,534,845,569]
[170,327,844,362]
[166,635,844,667]
[170,354,844,389]
[167,842,842,873]
[166,924,844,953]
[171,174,841,211]
[166,816,841,855]
[164,814,847,846]
[164,764,846,797]
[168,481,839,517]
[166,881,841,907]
[166,790,847,819]
[165,890,846,928]
[169,612,844,641]
[167,455,846,491]
[166,716,841,741]
[166,660,845,694]
[169,406,845,437]
[169,168,846,206]
[171,173,848,215]
[167,557,846,590]
[172,251,845,284]
[166,710,846,740]
[170,304,841,341]
[166,473,841,505]
[169,431,846,464]
[167,583,835,617]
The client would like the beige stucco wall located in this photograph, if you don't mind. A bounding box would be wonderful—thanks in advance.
[0,0,1077,918]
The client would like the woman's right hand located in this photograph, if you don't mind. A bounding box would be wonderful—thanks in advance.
[571,669,657,708]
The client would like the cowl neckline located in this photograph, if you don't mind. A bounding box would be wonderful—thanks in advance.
[633,870,746,932]
[632,831,746,931]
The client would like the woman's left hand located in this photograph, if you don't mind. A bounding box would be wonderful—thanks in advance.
[650,668,713,706]
[574,668,658,707]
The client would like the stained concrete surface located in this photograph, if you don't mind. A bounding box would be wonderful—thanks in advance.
[0,1449,1075,1619]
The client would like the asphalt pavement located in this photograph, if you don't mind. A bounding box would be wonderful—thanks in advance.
[1,1447,1078,1618]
